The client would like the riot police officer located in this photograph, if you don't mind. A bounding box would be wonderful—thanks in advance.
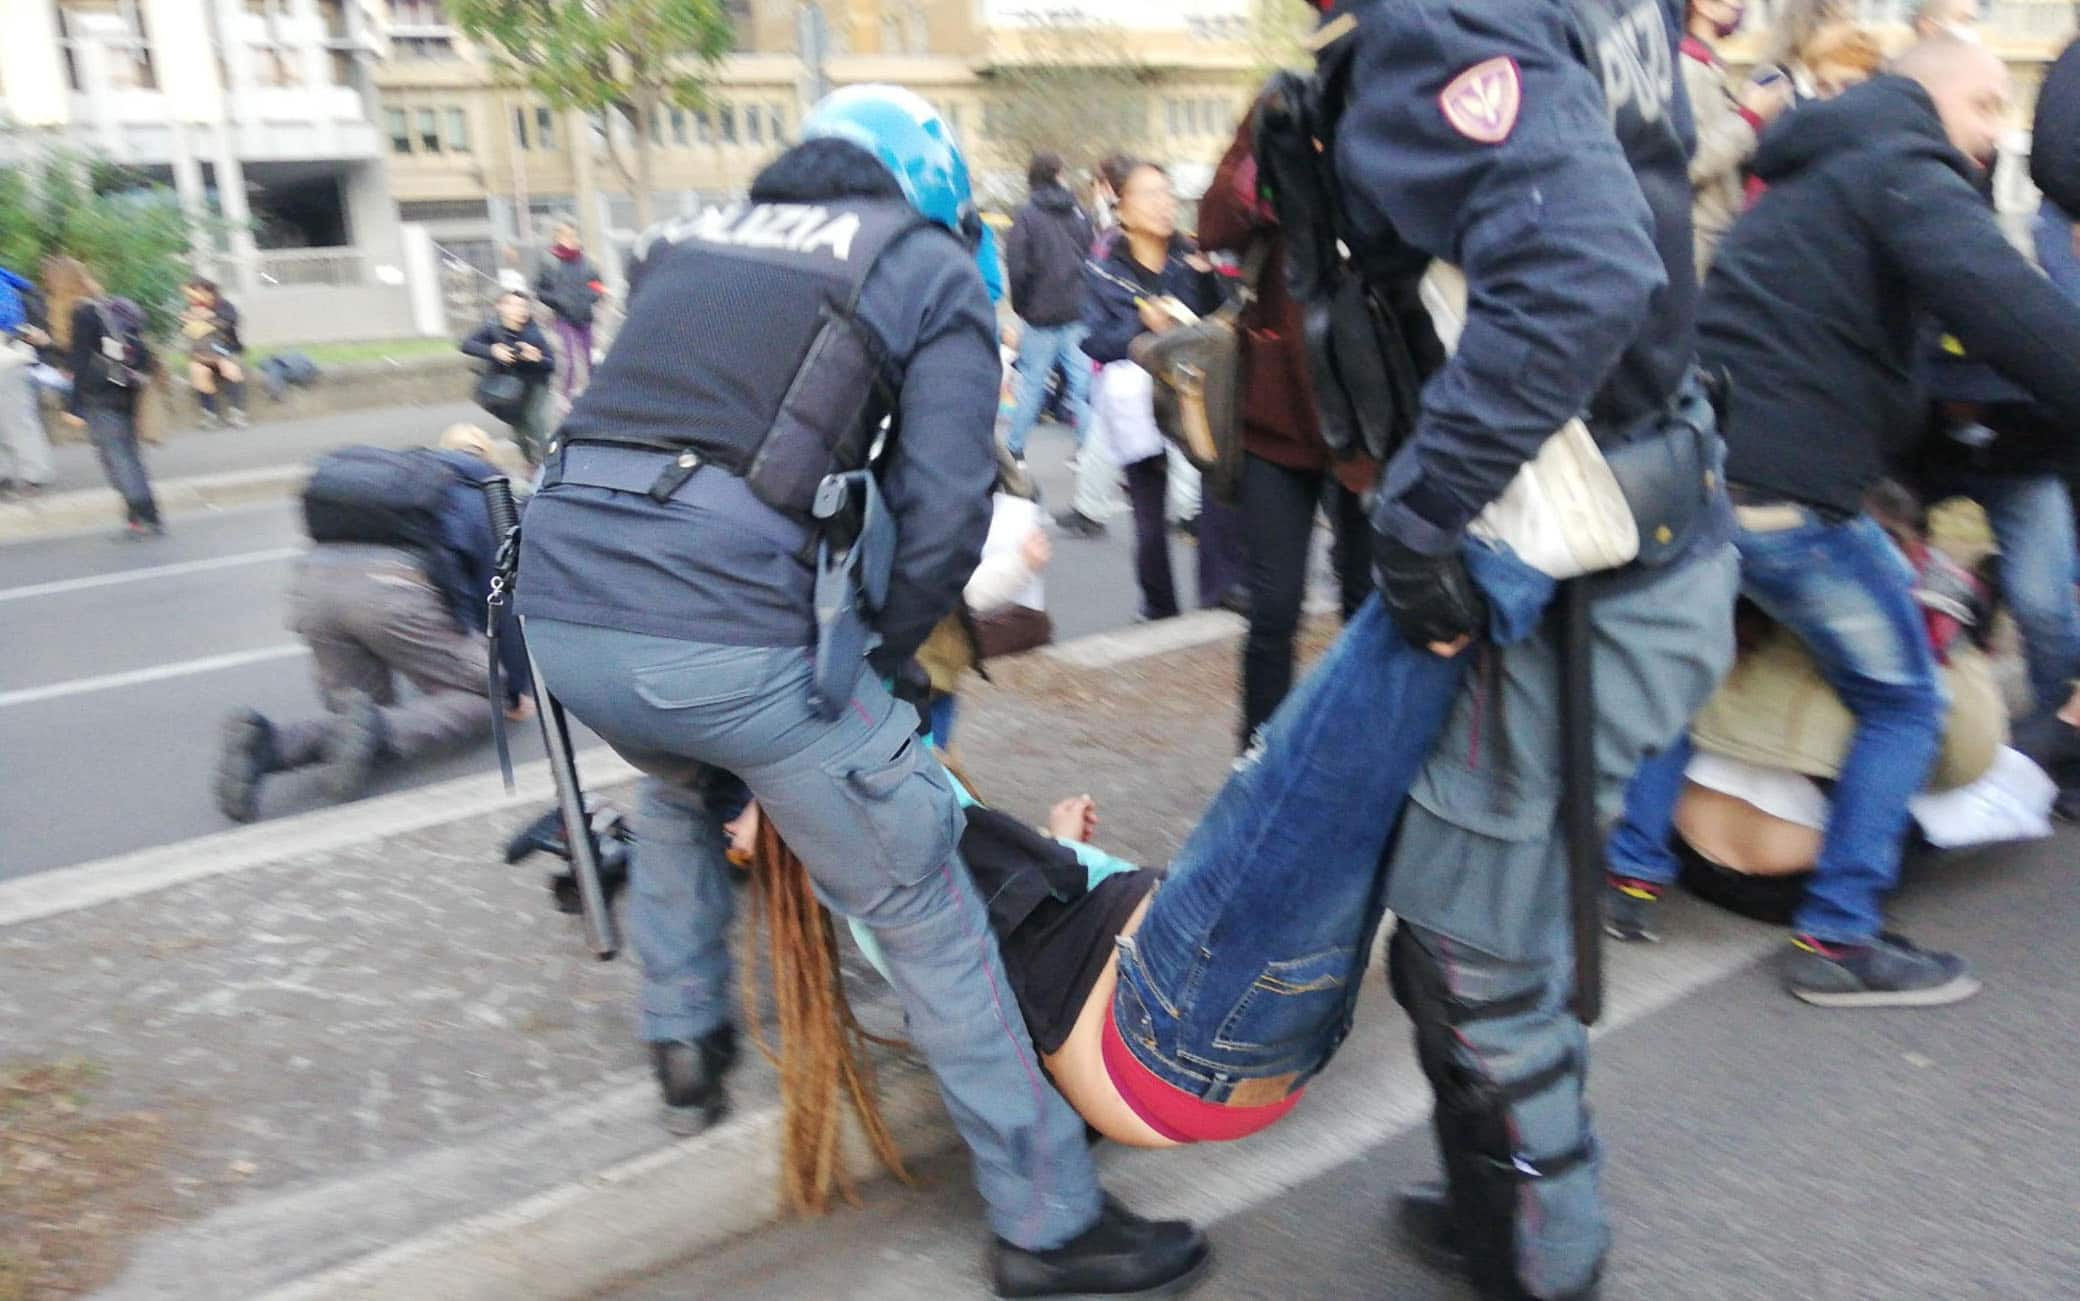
[514,88,1206,1298]
[1312,2,1739,1297]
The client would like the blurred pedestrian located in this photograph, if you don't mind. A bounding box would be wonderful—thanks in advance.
[534,221,605,401]
[1080,162,1240,621]
[213,427,531,822]
[180,276,246,428]
[1057,153,1141,539]
[2030,31,2080,301]
[1750,0,1853,106]
[1911,0,1980,42]
[0,264,55,497]
[1001,152,1095,467]
[462,290,557,465]
[1199,111,1375,747]
[1609,36,2080,1005]
[46,256,162,539]
[1684,0,1791,274]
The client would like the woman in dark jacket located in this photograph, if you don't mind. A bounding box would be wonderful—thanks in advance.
[533,223,605,401]
[1080,162,1241,621]
[1200,115,1378,747]
[48,256,162,538]
[462,290,558,465]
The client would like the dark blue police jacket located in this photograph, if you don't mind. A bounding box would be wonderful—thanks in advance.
[1327,0,1698,556]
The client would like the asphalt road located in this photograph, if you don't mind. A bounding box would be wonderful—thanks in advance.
[608,828,2080,1300]
[1,419,1266,880]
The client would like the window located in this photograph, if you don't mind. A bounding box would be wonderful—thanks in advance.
[513,106,531,150]
[536,107,556,149]
[445,106,469,152]
[386,106,411,153]
[747,105,763,145]
[769,103,787,144]
[1165,99,1181,137]
[671,108,689,146]
[719,104,736,145]
[695,109,713,144]
[416,107,441,152]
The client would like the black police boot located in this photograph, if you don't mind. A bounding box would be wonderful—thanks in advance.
[651,1024,737,1136]
[319,692,386,802]
[213,709,280,823]
[1396,1182,1601,1301]
[991,1194,1210,1298]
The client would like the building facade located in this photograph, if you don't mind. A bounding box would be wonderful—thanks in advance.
[368,0,1265,285]
[1,0,420,342]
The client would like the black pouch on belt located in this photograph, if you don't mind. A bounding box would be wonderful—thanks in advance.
[1601,375,1726,569]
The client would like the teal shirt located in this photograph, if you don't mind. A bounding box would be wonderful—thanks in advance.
[847,769,1141,981]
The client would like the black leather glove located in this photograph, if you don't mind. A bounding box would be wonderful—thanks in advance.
[1371,523,1489,650]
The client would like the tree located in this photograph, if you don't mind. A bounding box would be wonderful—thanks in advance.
[980,19,1155,205]
[0,155,196,337]
[450,0,737,233]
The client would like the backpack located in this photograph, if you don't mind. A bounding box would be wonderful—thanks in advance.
[302,446,466,556]
[1250,13,1444,466]
[92,298,153,391]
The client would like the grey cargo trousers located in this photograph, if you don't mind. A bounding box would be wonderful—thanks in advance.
[523,616,1104,1253]
[274,544,494,765]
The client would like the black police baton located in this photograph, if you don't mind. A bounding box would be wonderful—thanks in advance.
[481,476,620,961]
[1557,578,1603,1026]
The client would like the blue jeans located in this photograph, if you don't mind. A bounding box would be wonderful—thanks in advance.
[524,621,1102,1251]
[1950,471,2080,718]
[1608,511,1944,944]
[1112,542,1552,1096]
[1003,321,1089,458]
[2035,203,2080,303]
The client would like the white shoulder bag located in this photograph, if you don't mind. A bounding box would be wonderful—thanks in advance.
[1418,264,1641,579]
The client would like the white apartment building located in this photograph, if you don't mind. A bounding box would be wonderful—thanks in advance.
[0,0,418,342]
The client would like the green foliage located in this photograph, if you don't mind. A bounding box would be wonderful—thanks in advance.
[449,0,734,115]
[0,155,198,337]
[984,23,1155,180]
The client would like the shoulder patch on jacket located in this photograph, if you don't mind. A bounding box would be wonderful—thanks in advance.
[1440,57,1522,144]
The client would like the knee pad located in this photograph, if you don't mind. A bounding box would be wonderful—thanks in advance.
[1389,926,1595,1300]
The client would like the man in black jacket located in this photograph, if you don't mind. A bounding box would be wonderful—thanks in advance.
[1607,36,2080,1005]
[1001,152,1096,466]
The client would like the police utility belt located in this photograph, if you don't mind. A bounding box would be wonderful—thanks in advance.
[543,441,895,721]
[1419,264,1724,581]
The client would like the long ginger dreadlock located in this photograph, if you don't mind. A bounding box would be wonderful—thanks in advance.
[737,813,913,1216]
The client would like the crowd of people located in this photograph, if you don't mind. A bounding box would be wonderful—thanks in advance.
[13,0,2078,1295]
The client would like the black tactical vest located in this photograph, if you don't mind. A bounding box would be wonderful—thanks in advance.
[557,199,937,515]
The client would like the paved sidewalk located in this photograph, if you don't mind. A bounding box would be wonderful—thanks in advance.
[2,402,483,541]
[0,612,1253,1300]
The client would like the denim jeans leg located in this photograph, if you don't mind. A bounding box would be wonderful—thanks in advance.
[1194,496,1245,609]
[628,775,737,1043]
[1605,735,1693,887]
[1059,324,1092,439]
[85,402,157,524]
[1004,323,1064,459]
[1959,471,2080,717]
[1738,517,1945,944]
[1118,598,1469,1088]
[2035,204,2080,304]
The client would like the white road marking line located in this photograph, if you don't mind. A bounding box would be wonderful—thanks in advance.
[0,644,311,709]
[0,546,304,603]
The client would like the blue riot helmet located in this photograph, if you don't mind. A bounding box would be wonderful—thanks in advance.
[800,84,995,289]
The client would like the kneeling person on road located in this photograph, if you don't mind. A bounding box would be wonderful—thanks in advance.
[213,425,533,823]
[513,88,1207,1300]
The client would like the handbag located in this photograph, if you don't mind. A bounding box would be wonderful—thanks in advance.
[1418,264,1642,580]
[972,604,1053,660]
[474,370,531,424]
[1124,243,1268,507]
